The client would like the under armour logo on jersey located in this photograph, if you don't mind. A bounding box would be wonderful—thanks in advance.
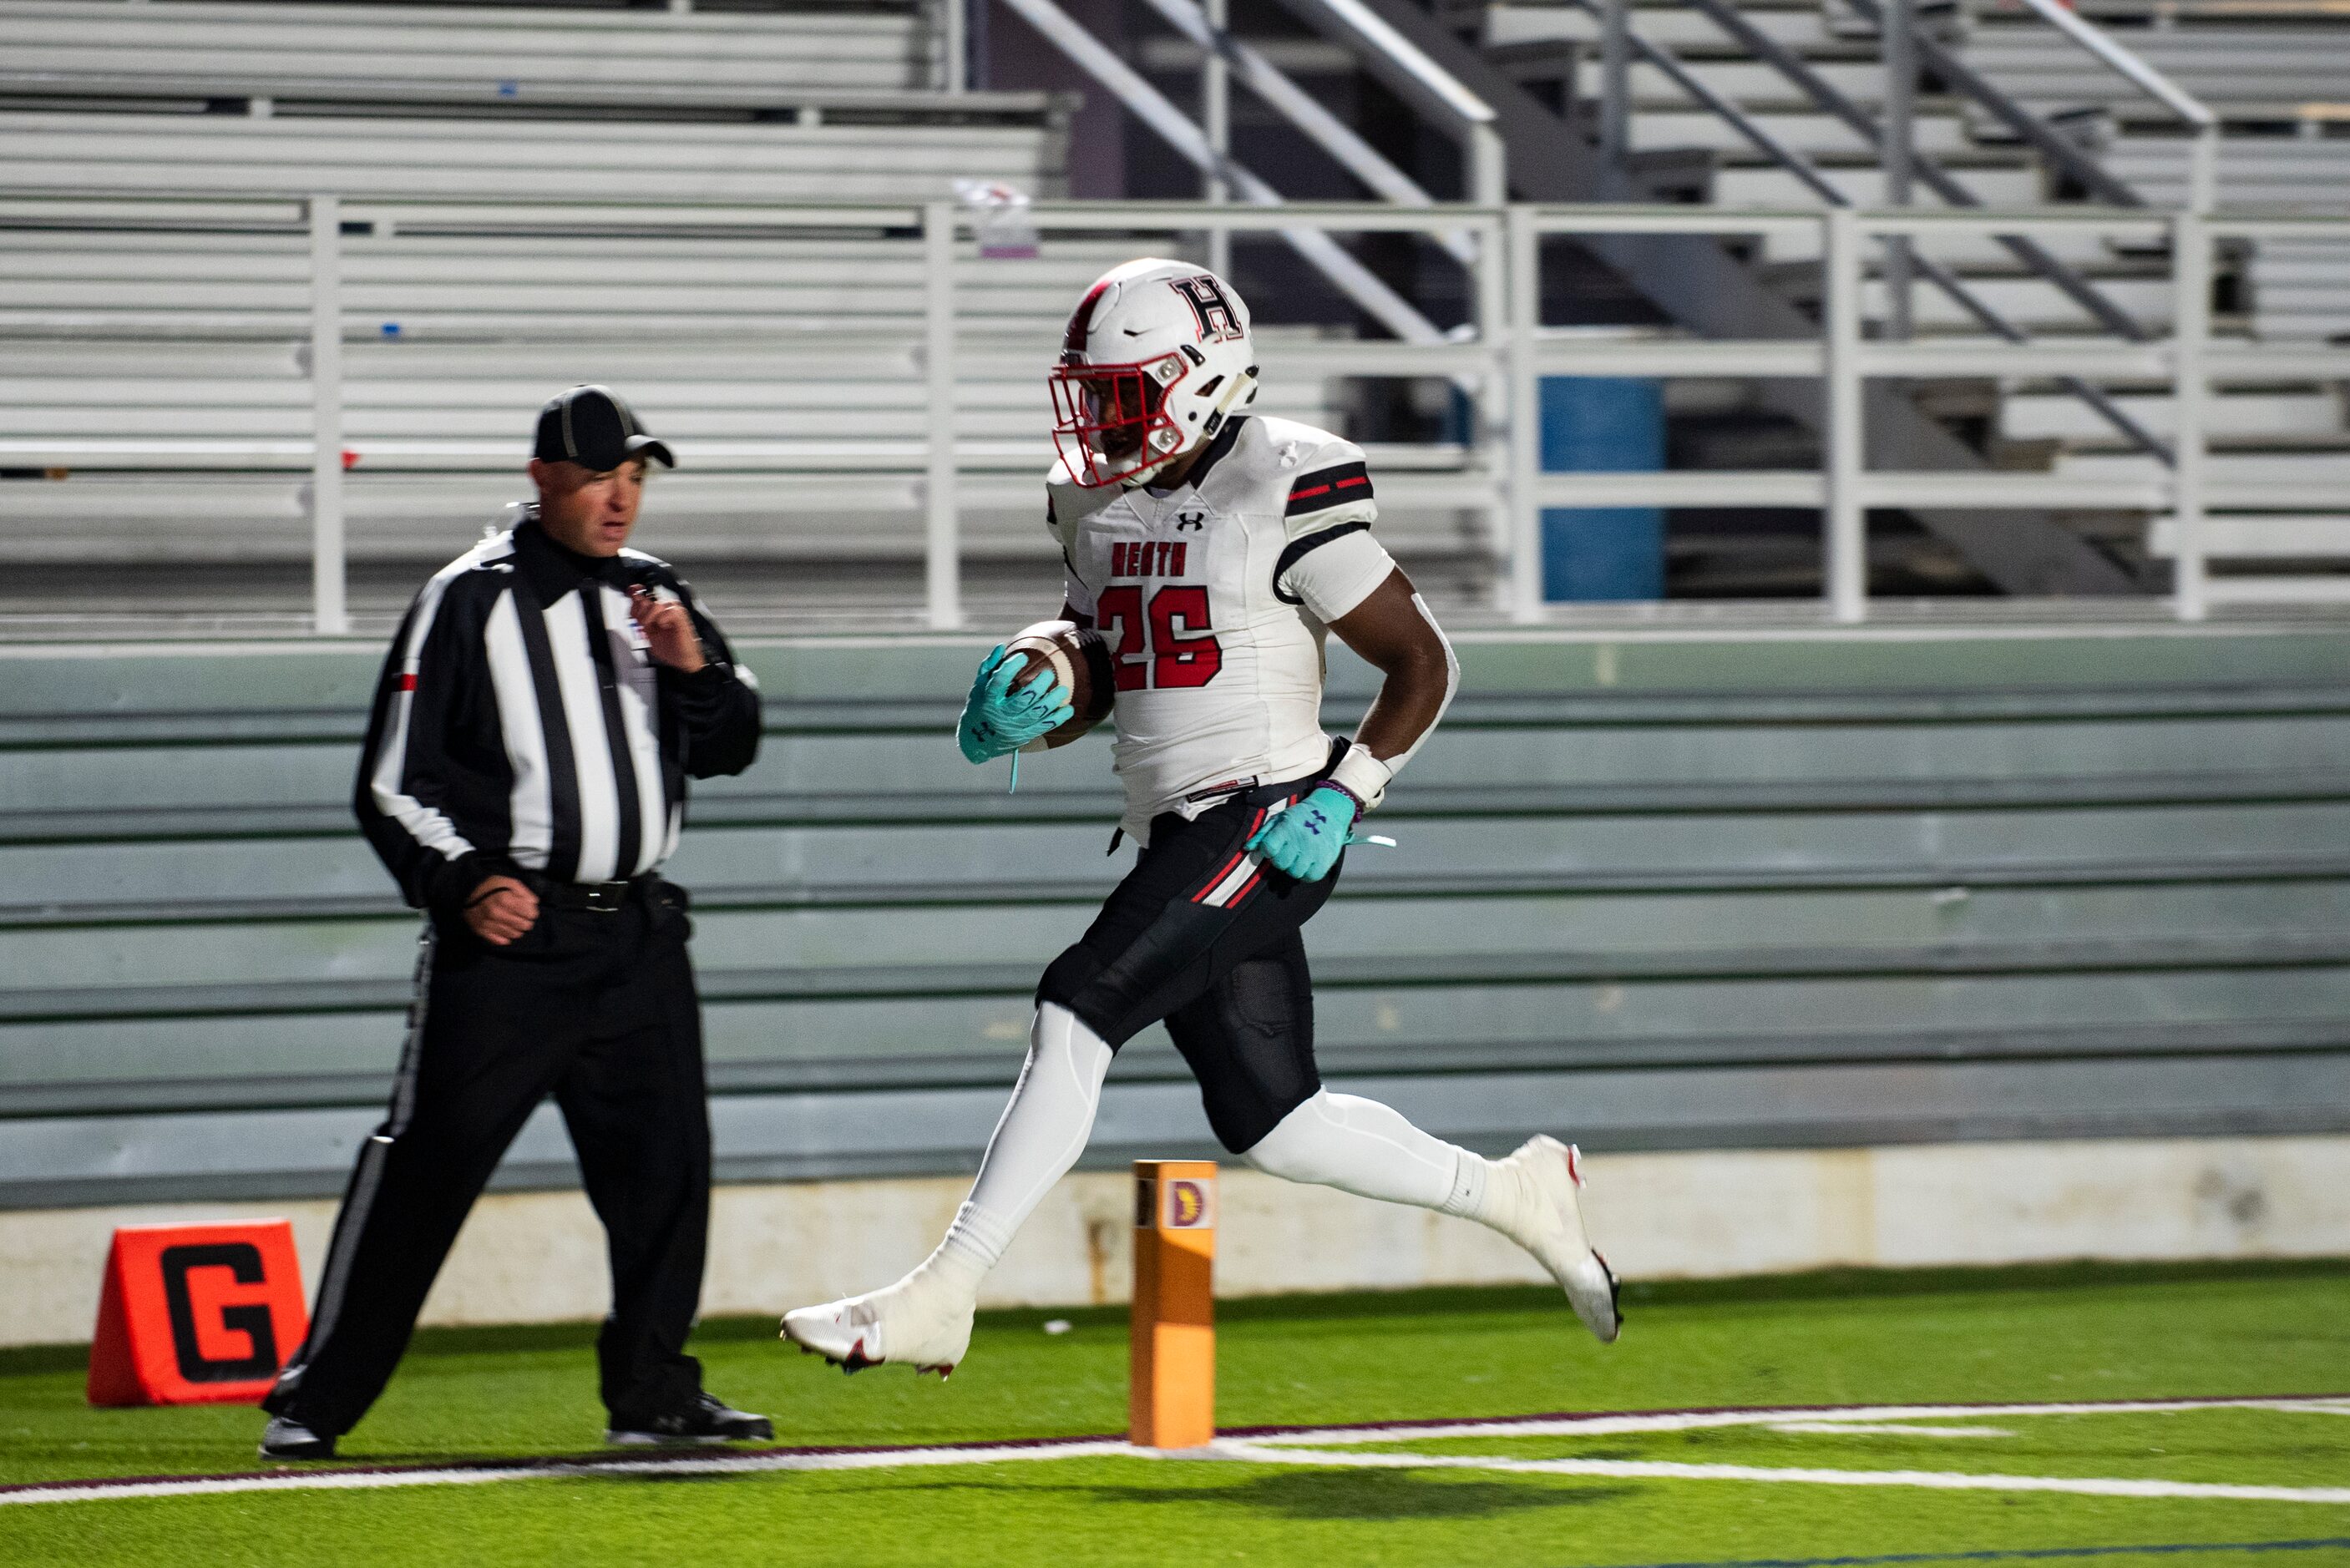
[1175,510,1208,531]
[1167,276,1244,343]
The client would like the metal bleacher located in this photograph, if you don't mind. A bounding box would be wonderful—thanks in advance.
[1453,0,2350,596]
[0,110,1064,205]
[1947,0,2350,586]
[0,0,1064,202]
[0,0,957,105]
[1958,0,2350,128]
[7,628,2348,1208]
[0,2,1502,624]
[0,204,1454,627]
[1961,0,2350,343]
[2110,141,2350,343]
[0,0,1210,624]
[1,215,1143,561]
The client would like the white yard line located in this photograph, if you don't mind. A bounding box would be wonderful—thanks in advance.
[1211,1439,2350,1506]
[3,1396,2343,1510]
[1245,1396,2350,1447]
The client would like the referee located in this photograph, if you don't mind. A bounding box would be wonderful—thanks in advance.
[261,386,772,1459]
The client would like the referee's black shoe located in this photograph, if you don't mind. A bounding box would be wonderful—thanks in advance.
[605,1391,774,1447]
[258,1415,337,1461]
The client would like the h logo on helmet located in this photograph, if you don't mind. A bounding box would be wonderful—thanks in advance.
[1168,276,1243,344]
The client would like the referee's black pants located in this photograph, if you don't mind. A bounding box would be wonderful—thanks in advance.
[266,879,712,1437]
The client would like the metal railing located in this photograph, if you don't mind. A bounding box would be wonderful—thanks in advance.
[1563,0,2226,465]
[1656,0,2177,463]
[994,0,1454,343]
[1998,0,2221,216]
[1138,0,1481,265]
[8,192,2350,630]
[1276,0,1510,206]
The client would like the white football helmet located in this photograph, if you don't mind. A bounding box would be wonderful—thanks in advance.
[1049,257,1259,488]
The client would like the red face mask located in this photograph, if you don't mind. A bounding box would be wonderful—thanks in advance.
[1049,354,1188,488]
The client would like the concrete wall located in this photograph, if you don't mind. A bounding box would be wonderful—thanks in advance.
[7,1131,2344,1348]
[13,625,2350,1211]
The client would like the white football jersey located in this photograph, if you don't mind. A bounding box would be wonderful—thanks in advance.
[1047,414,1398,842]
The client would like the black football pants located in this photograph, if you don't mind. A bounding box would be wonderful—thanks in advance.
[1038,774,1342,1153]
[266,881,712,1437]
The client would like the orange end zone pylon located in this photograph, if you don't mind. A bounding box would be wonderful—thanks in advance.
[1129,1159,1216,1449]
[87,1220,306,1408]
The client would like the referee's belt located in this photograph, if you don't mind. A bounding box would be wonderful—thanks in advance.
[527,873,658,913]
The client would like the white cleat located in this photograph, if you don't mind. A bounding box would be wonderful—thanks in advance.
[780,1265,976,1378]
[1489,1135,1622,1344]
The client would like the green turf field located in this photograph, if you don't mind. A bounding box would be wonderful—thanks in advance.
[3,1260,2346,1567]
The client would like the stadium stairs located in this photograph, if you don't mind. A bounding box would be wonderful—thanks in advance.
[5,627,2347,1208]
[1961,0,2350,589]
[1249,0,2350,599]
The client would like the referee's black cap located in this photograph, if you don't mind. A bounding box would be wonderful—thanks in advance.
[534,385,676,472]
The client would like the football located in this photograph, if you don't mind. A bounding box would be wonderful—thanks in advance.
[1002,619,1114,750]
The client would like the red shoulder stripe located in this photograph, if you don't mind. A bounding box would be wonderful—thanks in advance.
[1285,460,1373,517]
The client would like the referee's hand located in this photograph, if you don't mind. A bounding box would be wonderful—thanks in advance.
[465,874,540,945]
[630,588,707,674]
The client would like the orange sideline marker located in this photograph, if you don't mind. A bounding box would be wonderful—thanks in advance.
[1129,1159,1216,1449]
[87,1220,306,1408]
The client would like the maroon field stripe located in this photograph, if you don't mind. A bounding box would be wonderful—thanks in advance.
[9,1393,2346,1500]
[0,1431,1118,1499]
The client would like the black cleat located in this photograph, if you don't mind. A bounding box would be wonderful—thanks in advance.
[605,1391,775,1447]
[258,1415,337,1461]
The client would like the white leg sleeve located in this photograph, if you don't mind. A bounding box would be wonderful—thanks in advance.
[934,1002,1113,1277]
[1242,1090,1489,1218]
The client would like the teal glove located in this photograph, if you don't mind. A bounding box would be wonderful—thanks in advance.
[956,645,1074,764]
[1244,786,1360,883]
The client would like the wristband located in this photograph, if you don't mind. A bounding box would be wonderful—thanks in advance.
[1327,741,1395,812]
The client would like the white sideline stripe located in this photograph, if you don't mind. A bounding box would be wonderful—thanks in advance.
[1211,1439,2350,1506]
[0,1440,1137,1508]
[6,1398,2345,1509]
[1245,1396,2350,1446]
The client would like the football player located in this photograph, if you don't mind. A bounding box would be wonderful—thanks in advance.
[782,259,1618,1374]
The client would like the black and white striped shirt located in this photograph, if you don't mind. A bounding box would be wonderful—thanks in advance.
[354,510,762,913]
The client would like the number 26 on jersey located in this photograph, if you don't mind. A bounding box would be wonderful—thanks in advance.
[1096,585,1223,690]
